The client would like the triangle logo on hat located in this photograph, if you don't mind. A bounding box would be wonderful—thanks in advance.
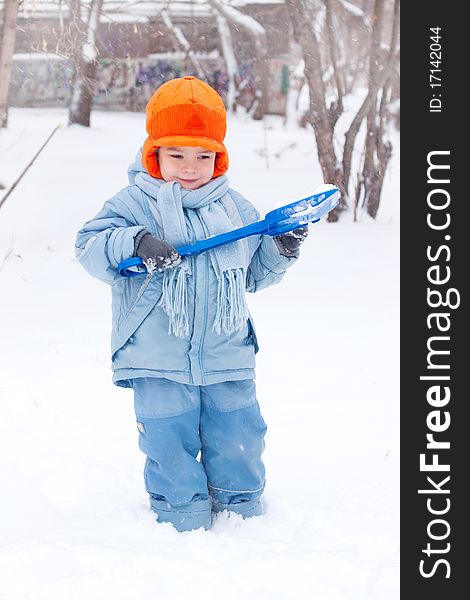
[185,113,205,130]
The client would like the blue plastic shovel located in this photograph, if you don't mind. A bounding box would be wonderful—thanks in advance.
[118,185,340,277]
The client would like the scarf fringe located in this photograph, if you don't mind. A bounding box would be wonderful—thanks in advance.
[143,176,250,338]
[158,268,190,338]
[213,267,249,336]
[159,266,249,338]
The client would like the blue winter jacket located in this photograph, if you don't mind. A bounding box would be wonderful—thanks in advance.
[75,154,298,387]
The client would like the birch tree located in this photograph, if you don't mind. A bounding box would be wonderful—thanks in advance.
[0,0,20,128]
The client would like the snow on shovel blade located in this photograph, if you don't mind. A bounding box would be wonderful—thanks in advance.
[264,185,340,235]
[118,185,340,277]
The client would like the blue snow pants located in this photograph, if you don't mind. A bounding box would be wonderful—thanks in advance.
[131,377,267,532]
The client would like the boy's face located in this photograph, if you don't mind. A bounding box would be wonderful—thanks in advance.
[158,146,216,190]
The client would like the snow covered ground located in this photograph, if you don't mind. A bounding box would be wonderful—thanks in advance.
[0,106,399,599]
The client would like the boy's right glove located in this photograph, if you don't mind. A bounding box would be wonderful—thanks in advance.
[134,230,182,273]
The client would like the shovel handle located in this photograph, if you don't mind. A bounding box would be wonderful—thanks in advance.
[118,186,340,277]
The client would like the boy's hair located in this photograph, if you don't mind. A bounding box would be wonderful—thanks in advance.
[142,76,229,179]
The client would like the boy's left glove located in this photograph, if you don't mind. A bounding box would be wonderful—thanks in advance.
[274,227,309,257]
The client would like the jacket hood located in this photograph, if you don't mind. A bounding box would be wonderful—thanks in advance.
[128,147,165,200]
[128,147,230,202]
[127,148,148,185]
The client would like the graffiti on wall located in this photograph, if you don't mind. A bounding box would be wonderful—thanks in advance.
[267,57,290,115]
[10,58,72,106]
[10,56,288,114]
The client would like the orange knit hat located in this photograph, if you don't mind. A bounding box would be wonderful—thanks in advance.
[142,76,229,179]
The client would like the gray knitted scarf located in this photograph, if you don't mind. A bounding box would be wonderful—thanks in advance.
[134,172,250,338]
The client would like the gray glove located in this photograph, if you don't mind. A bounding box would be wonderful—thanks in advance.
[274,227,309,257]
[134,230,181,273]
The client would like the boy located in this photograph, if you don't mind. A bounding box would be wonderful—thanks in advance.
[75,76,307,531]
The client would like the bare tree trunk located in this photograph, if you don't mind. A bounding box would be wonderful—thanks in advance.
[160,8,206,80]
[286,0,346,219]
[216,14,239,112]
[325,0,344,121]
[69,0,104,127]
[66,0,86,91]
[361,0,384,218]
[0,0,19,128]
[341,54,396,195]
[287,0,398,221]
[207,0,269,119]
[357,0,399,219]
